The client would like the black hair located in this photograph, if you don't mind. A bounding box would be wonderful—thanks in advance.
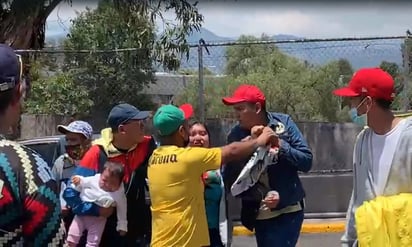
[0,81,20,114]
[189,121,212,147]
[103,161,125,183]
[374,99,392,110]
[246,102,266,112]
[189,121,211,137]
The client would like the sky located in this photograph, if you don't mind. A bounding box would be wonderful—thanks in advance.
[46,1,412,39]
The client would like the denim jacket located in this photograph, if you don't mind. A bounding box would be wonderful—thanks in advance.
[223,112,313,212]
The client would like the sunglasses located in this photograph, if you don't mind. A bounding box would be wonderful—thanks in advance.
[0,54,28,99]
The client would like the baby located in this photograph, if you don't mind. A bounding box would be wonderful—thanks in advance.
[66,161,127,247]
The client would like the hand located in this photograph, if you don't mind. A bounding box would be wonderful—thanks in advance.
[241,136,252,142]
[71,176,81,186]
[262,191,280,209]
[255,127,277,147]
[118,230,127,236]
[61,207,70,217]
[251,125,265,139]
[99,206,114,218]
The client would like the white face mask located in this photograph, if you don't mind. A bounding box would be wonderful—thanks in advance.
[348,97,369,127]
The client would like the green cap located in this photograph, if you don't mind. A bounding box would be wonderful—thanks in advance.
[153,104,193,136]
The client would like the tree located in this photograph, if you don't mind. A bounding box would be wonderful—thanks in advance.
[310,60,353,122]
[25,60,93,115]
[225,34,276,77]
[177,34,316,120]
[0,0,66,49]
[380,61,400,79]
[63,0,160,113]
[0,0,202,54]
[402,37,412,73]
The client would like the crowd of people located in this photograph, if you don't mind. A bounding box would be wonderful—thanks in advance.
[0,40,411,247]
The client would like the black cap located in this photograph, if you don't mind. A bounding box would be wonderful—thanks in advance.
[0,44,20,92]
[107,103,150,129]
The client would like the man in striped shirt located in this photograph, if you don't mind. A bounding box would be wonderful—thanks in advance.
[0,44,65,246]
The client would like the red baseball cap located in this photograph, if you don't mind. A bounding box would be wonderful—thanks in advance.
[333,68,395,101]
[222,84,266,106]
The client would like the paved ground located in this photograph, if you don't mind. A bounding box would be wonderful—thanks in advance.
[232,233,342,247]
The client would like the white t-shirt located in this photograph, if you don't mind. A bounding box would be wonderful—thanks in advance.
[370,119,406,191]
[72,174,128,232]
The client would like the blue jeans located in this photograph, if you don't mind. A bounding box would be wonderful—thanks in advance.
[254,210,304,247]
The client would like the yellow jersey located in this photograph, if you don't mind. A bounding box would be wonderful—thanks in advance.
[148,145,222,247]
[356,193,412,247]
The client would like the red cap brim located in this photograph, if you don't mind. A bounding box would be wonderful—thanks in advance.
[222,97,246,105]
[179,103,194,119]
[333,87,360,97]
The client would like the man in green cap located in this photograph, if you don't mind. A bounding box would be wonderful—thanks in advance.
[148,103,275,247]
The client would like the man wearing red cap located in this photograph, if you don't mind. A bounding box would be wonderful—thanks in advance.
[148,103,276,247]
[222,84,313,247]
[333,67,412,247]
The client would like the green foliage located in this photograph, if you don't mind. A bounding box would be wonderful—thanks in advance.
[177,35,357,122]
[25,61,93,115]
[63,1,157,111]
[309,60,352,122]
[112,0,203,70]
[24,0,203,115]
[380,61,400,78]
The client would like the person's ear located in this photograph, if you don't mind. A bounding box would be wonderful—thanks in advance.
[255,102,263,114]
[178,125,185,138]
[118,124,126,134]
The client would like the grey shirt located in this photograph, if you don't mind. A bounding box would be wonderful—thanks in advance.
[51,154,77,208]
[342,117,412,247]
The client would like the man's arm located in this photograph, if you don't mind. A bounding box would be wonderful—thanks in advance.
[199,127,274,173]
[341,191,357,247]
[63,145,101,216]
[21,152,65,246]
[341,131,365,247]
[52,136,66,164]
[277,115,313,172]
[221,127,250,192]
[51,156,63,193]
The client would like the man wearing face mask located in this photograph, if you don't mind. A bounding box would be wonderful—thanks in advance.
[52,120,93,231]
[333,67,412,247]
[349,106,368,128]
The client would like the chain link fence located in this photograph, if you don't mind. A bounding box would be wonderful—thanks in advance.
[189,36,410,121]
[14,35,411,172]
[17,36,409,122]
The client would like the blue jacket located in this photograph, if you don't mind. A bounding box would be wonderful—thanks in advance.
[223,112,312,212]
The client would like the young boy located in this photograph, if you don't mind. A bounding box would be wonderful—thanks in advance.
[66,162,128,246]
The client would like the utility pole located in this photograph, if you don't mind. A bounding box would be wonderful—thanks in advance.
[338,75,344,112]
[402,31,411,111]
[197,39,210,122]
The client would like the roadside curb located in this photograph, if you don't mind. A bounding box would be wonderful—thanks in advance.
[232,221,345,236]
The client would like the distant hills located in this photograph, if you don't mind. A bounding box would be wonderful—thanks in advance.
[45,24,404,74]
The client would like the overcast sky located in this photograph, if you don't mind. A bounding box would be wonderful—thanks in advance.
[47,1,412,38]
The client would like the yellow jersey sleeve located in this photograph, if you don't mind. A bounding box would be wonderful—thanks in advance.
[191,147,222,173]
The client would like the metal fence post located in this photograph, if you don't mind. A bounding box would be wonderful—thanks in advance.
[198,39,205,122]
[402,32,411,111]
